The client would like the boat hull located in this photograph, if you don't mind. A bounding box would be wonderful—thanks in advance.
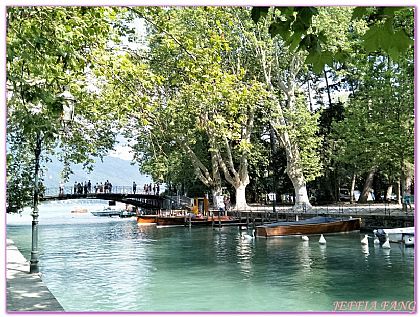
[137,215,238,226]
[375,227,414,245]
[137,215,159,224]
[91,211,121,217]
[256,217,361,237]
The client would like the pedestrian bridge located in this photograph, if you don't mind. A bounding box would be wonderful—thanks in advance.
[40,186,166,210]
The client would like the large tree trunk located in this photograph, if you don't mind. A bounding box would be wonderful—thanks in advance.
[358,167,376,203]
[385,185,393,202]
[252,32,312,211]
[350,172,356,204]
[210,105,254,211]
[233,182,248,211]
[404,174,412,193]
[396,179,402,206]
[211,186,222,209]
[285,143,311,209]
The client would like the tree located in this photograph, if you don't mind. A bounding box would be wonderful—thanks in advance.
[331,43,414,203]
[6,7,125,212]
[115,7,272,210]
[229,8,324,209]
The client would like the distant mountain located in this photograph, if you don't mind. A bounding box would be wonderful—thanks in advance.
[43,156,152,189]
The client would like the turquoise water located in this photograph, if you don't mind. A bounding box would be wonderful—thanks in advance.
[7,201,415,312]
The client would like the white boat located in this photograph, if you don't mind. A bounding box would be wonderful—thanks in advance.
[374,227,414,246]
[403,234,414,247]
[91,207,136,218]
[91,207,123,217]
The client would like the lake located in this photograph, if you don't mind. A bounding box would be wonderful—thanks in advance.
[6,200,415,312]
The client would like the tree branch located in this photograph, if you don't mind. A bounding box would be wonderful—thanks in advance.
[215,149,236,186]
[126,7,197,61]
[179,141,213,187]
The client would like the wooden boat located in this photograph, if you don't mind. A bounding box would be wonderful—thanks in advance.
[255,216,361,237]
[137,215,159,225]
[190,215,239,226]
[137,214,238,226]
[71,207,88,214]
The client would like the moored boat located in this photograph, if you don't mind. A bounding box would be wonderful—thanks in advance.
[137,214,238,226]
[137,215,159,225]
[374,227,414,247]
[91,208,121,217]
[190,215,238,226]
[71,207,88,214]
[255,216,361,237]
[119,210,137,218]
[92,207,134,218]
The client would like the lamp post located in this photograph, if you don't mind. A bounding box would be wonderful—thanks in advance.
[29,131,42,273]
[29,88,75,274]
[265,169,277,221]
[59,88,75,129]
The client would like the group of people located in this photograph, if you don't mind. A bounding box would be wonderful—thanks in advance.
[70,180,113,195]
[59,180,160,196]
[132,181,160,195]
[216,194,231,215]
[94,180,113,194]
[72,180,92,195]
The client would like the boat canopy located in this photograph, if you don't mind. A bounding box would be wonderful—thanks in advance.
[262,216,343,228]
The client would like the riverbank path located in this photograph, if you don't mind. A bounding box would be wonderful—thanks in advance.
[6,239,64,312]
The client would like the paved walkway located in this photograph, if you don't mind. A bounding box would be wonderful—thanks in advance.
[6,239,64,312]
[228,203,414,216]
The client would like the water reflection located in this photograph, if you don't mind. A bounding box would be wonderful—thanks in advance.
[382,247,391,258]
[361,244,370,257]
[319,244,327,259]
[297,240,312,273]
[214,230,229,263]
[235,231,255,278]
[7,220,415,312]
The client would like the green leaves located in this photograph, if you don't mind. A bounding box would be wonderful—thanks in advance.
[305,51,333,73]
[7,7,125,211]
[251,6,414,73]
[351,7,370,21]
[353,7,414,59]
[251,7,269,24]
[331,50,414,181]
[362,19,413,59]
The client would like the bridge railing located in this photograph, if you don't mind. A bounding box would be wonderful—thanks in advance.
[42,185,162,197]
[224,203,412,218]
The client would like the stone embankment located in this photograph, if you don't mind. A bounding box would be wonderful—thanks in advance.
[6,239,64,312]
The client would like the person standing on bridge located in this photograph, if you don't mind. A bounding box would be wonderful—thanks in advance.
[87,180,91,193]
[133,181,137,194]
[74,182,77,195]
